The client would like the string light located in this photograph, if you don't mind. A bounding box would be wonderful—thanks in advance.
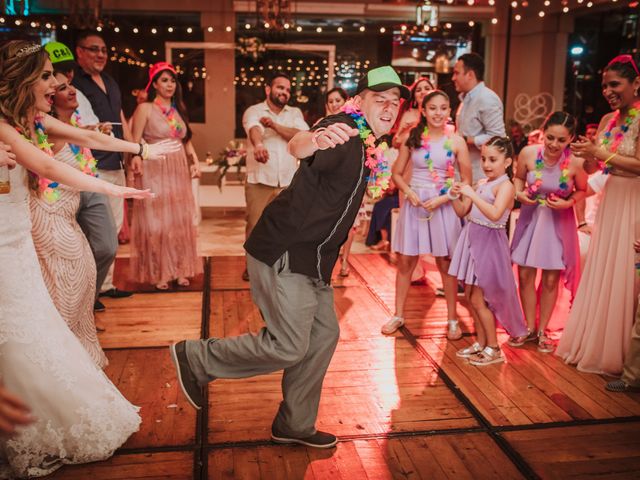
[207,26,213,32]
[337,26,343,32]
[468,20,475,27]
[296,26,302,32]
[359,25,365,32]
[226,26,232,32]
[245,23,251,29]
[316,26,322,32]
[491,17,498,24]
[168,26,173,32]
[515,14,522,20]
[379,27,386,33]
[563,6,569,11]
[538,10,545,16]
[187,27,193,33]
[114,26,120,32]
[511,0,517,6]
[151,27,157,34]
[133,27,139,33]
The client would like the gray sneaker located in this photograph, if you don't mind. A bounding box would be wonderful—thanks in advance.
[169,341,205,410]
[271,427,338,449]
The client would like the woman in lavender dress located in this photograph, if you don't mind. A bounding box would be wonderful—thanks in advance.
[382,90,471,337]
[449,137,528,365]
[511,112,587,353]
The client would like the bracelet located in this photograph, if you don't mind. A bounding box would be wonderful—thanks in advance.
[447,190,460,200]
[604,152,616,165]
[137,143,144,156]
[578,222,587,228]
[141,143,150,161]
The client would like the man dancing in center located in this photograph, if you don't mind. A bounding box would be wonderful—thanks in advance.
[170,66,408,448]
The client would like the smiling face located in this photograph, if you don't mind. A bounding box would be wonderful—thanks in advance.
[542,124,572,158]
[266,76,291,108]
[326,90,346,115]
[153,71,177,100]
[422,93,450,130]
[601,69,640,111]
[53,72,79,114]
[358,88,402,138]
[480,144,512,180]
[76,35,108,75]
[32,58,58,113]
[413,79,433,108]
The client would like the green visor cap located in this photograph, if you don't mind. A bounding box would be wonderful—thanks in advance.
[45,41,75,63]
[355,66,410,100]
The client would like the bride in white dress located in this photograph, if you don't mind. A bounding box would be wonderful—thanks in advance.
[0,41,177,478]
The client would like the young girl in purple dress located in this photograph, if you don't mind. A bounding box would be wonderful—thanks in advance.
[510,112,587,353]
[448,137,528,365]
[382,90,471,337]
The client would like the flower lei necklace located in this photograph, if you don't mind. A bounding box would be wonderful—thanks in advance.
[421,126,455,194]
[16,116,60,203]
[154,99,184,139]
[600,102,639,174]
[527,147,571,205]
[343,100,390,198]
[69,111,98,177]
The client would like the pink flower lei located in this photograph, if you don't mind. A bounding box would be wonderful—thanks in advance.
[342,99,390,199]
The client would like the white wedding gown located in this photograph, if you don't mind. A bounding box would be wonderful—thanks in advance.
[0,165,141,478]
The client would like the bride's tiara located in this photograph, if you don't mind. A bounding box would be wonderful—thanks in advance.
[15,44,42,58]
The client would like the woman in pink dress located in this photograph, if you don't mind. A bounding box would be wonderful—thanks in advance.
[130,62,202,289]
[557,55,640,376]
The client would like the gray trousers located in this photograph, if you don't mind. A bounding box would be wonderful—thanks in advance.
[77,191,118,298]
[185,252,340,437]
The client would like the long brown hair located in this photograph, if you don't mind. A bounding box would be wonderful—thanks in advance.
[146,69,192,143]
[0,40,49,136]
[0,41,51,193]
[406,90,449,149]
[391,76,434,135]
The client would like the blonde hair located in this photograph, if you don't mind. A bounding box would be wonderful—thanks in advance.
[0,40,49,136]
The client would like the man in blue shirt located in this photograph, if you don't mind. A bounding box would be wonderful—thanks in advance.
[73,30,136,300]
[453,53,506,182]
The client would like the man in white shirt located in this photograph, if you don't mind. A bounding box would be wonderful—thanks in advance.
[453,53,506,182]
[241,73,309,280]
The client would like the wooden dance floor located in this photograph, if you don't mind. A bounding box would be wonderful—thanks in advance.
[48,254,640,479]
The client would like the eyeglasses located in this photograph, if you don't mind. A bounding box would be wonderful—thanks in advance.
[79,45,108,55]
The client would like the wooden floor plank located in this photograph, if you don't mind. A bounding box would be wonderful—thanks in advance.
[47,451,193,479]
[98,292,202,348]
[113,257,205,293]
[504,422,640,480]
[209,336,475,443]
[105,349,197,449]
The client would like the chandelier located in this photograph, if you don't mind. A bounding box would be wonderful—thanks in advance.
[416,0,439,27]
[255,0,291,30]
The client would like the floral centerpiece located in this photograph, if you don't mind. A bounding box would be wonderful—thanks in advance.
[213,140,247,189]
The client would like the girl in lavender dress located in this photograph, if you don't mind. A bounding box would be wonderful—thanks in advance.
[510,112,587,353]
[382,90,471,337]
[448,137,528,365]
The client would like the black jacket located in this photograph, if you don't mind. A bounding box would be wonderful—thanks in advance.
[244,112,372,284]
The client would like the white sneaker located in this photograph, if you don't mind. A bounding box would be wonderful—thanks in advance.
[381,315,404,335]
[469,346,505,366]
[446,319,463,340]
[456,342,483,358]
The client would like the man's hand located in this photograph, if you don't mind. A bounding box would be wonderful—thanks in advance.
[260,117,275,129]
[254,143,270,163]
[315,123,359,150]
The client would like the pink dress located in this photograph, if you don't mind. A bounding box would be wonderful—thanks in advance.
[130,104,202,283]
